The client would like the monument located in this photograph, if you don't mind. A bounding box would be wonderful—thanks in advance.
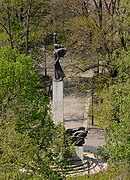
[66,127,88,161]
[52,33,67,124]
[52,33,87,161]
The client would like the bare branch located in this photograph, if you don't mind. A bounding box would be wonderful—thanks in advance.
[0,87,8,105]
[104,0,111,14]
[90,16,100,28]
[0,21,9,35]
[72,63,104,72]
[93,0,99,9]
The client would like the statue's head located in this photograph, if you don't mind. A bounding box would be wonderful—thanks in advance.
[53,33,57,36]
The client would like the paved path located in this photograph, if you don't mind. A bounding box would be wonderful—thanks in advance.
[64,94,91,130]
[85,128,105,148]
[64,94,107,176]
[64,94,105,148]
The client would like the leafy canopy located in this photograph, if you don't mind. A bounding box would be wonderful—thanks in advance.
[0,46,73,180]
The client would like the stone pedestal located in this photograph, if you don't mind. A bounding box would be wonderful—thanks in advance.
[74,146,83,161]
[53,80,64,124]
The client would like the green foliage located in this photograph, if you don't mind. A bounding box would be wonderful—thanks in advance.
[86,49,130,179]
[101,82,130,164]
[0,0,49,52]
[0,0,130,177]
[95,50,130,169]
[67,165,130,180]
[0,47,72,179]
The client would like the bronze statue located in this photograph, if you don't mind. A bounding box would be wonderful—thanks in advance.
[66,127,88,146]
[53,33,67,81]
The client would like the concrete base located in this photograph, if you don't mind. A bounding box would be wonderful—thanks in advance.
[74,146,83,161]
[53,80,64,125]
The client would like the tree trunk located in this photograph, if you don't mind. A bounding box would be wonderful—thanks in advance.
[7,5,14,49]
[25,5,31,55]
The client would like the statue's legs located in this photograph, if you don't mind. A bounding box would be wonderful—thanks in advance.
[55,61,65,80]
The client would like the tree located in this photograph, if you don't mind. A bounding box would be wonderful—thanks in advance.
[0,0,49,54]
[46,0,130,77]
[97,50,130,178]
[0,46,73,179]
